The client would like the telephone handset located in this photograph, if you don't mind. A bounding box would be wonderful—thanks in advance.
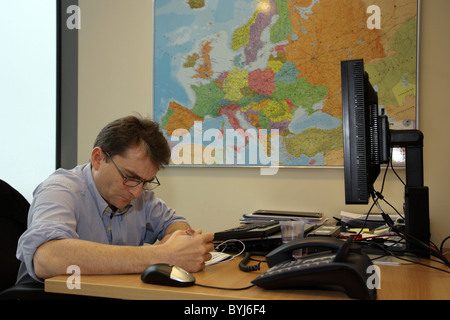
[265,237,357,267]
[252,237,377,300]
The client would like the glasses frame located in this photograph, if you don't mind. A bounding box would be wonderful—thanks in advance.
[104,152,160,191]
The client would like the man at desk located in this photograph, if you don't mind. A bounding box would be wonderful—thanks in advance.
[16,115,214,285]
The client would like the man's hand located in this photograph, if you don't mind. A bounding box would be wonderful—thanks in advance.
[160,229,214,272]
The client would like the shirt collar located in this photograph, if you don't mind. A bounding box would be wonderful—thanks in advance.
[82,163,132,218]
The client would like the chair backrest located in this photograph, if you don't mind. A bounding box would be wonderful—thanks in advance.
[0,180,29,292]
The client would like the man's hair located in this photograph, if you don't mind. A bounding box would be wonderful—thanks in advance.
[93,116,171,169]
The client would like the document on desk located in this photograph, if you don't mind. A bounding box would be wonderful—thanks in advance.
[206,251,235,266]
[241,212,327,225]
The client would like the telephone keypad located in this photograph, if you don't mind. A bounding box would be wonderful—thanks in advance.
[260,253,335,278]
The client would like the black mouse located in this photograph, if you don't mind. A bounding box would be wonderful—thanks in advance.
[141,263,196,287]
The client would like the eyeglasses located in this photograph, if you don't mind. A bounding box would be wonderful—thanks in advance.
[104,152,160,191]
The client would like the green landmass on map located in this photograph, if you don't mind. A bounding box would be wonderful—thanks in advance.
[187,0,205,9]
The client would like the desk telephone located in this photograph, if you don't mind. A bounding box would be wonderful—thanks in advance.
[251,237,377,300]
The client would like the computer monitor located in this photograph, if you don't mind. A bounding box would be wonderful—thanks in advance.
[341,59,430,257]
[341,59,387,204]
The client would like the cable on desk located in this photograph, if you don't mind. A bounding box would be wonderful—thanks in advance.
[215,239,246,258]
[365,239,450,274]
[371,156,450,268]
[440,235,450,254]
[194,283,256,291]
[214,239,268,272]
[364,186,450,268]
[194,240,262,290]
[239,252,266,272]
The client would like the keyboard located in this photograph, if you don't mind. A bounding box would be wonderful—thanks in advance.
[213,221,280,241]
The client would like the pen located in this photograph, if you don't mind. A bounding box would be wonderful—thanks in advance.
[185,228,196,236]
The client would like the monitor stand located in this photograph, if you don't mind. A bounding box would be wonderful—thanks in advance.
[390,129,430,258]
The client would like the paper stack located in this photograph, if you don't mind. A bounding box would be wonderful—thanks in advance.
[240,209,327,226]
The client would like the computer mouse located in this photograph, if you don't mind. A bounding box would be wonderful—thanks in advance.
[141,263,196,287]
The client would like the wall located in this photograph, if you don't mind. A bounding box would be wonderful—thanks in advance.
[78,0,450,247]
[418,0,450,249]
[0,1,57,201]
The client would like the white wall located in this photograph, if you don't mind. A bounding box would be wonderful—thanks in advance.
[0,0,57,201]
[77,0,450,247]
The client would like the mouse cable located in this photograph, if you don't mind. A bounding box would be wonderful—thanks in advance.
[194,283,256,291]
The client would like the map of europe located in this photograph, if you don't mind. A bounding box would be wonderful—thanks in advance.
[154,0,418,167]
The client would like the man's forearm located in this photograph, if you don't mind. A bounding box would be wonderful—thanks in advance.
[33,238,165,279]
[33,228,214,280]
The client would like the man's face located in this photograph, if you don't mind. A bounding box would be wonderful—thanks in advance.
[91,145,158,209]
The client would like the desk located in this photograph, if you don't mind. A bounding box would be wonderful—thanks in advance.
[45,255,450,300]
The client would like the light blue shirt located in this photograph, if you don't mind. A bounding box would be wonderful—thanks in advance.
[16,163,187,284]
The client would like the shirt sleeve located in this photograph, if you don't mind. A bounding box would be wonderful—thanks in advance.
[143,192,188,244]
[16,182,81,282]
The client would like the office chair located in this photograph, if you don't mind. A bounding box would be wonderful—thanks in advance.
[0,179,30,291]
[0,179,76,299]
[0,180,113,300]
